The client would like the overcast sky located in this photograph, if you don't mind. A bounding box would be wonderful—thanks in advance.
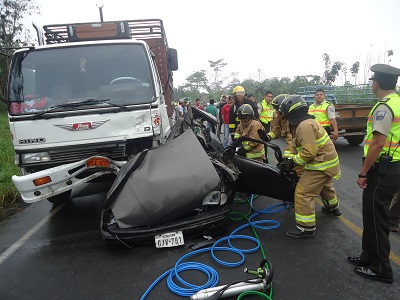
[24,0,400,88]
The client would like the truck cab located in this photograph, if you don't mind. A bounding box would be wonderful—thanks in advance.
[8,20,178,203]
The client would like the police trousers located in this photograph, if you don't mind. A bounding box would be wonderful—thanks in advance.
[360,164,400,278]
[294,169,338,229]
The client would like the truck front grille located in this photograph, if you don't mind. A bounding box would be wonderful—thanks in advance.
[49,144,126,164]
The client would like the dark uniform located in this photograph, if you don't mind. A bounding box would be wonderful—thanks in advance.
[349,64,400,284]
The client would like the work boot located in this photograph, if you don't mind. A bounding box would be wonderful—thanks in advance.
[286,227,315,238]
[321,206,342,216]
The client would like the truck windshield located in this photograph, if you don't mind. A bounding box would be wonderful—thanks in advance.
[8,44,156,115]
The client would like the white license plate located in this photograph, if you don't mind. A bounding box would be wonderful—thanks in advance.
[154,231,184,248]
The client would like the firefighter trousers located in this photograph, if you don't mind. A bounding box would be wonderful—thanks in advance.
[294,169,338,229]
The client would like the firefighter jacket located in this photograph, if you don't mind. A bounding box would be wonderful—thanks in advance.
[267,114,294,158]
[308,101,333,128]
[229,99,260,136]
[290,119,341,179]
[364,93,400,162]
[234,119,266,160]
[259,100,274,125]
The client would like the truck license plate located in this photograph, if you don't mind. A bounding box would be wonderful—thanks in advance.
[155,231,184,248]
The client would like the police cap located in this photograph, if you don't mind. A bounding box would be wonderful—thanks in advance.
[369,64,400,81]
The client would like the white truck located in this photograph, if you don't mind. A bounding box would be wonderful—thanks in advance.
[7,19,178,204]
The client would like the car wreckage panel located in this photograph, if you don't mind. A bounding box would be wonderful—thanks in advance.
[108,129,221,229]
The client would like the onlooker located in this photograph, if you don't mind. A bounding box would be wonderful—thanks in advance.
[277,95,341,238]
[259,91,274,132]
[349,63,400,284]
[246,93,262,116]
[389,188,400,232]
[221,95,234,147]
[229,86,259,142]
[205,99,218,134]
[174,99,184,120]
[194,98,205,111]
[218,95,228,127]
[308,89,339,140]
[234,104,265,162]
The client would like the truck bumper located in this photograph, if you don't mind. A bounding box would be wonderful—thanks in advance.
[12,157,125,203]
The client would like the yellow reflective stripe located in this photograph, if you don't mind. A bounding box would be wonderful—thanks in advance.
[288,101,304,113]
[284,151,294,158]
[293,154,307,165]
[229,124,236,129]
[333,171,341,180]
[322,197,338,206]
[236,117,240,122]
[305,155,339,171]
[295,212,316,223]
[316,133,329,147]
[268,132,275,139]
[246,148,265,159]
[234,133,241,139]
[242,141,251,151]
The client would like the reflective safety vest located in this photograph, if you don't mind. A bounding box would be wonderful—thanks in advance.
[364,93,400,162]
[259,100,274,125]
[308,101,331,127]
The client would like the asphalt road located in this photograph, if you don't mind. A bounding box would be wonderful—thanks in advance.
[0,137,399,300]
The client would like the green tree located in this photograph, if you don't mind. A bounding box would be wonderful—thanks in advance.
[0,0,40,102]
[350,61,360,84]
[322,53,343,85]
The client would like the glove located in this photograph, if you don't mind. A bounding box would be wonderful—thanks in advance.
[236,147,246,157]
[257,129,271,142]
[277,158,296,173]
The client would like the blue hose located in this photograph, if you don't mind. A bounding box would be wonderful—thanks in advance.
[140,197,289,299]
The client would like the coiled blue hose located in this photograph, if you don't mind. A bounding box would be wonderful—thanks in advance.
[140,199,289,299]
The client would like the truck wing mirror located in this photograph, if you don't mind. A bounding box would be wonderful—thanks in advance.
[168,48,178,71]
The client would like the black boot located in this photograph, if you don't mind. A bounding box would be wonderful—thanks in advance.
[321,206,342,216]
[286,227,315,238]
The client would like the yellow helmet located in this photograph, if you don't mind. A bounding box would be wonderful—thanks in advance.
[233,85,245,96]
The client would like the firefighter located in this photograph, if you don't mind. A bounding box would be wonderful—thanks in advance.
[348,63,400,284]
[229,86,260,142]
[234,104,265,162]
[277,95,341,238]
[308,89,339,140]
[259,91,274,132]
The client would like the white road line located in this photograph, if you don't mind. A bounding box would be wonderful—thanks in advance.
[0,203,65,266]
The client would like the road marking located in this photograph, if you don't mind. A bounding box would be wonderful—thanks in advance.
[317,200,400,267]
[339,214,400,267]
[0,203,65,266]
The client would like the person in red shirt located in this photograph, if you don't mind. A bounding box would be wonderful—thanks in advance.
[194,98,205,111]
[222,95,235,147]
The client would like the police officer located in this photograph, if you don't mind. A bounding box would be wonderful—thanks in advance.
[277,95,341,238]
[259,91,274,132]
[348,64,400,284]
[308,89,339,140]
[229,86,259,142]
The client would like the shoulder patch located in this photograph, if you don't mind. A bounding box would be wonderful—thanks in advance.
[375,110,386,120]
[329,106,335,113]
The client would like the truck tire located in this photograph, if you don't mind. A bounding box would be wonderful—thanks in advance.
[47,191,71,205]
[346,135,364,146]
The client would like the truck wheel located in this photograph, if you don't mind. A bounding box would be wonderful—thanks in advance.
[346,136,364,146]
[47,191,71,205]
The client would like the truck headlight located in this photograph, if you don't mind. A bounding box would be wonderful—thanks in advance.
[21,152,51,164]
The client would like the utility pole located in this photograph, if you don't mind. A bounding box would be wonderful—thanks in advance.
[97,3,104,22]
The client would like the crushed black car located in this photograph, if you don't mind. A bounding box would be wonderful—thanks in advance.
[100,107,297,246]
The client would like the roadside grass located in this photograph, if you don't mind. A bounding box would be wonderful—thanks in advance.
[0,102,25,222]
